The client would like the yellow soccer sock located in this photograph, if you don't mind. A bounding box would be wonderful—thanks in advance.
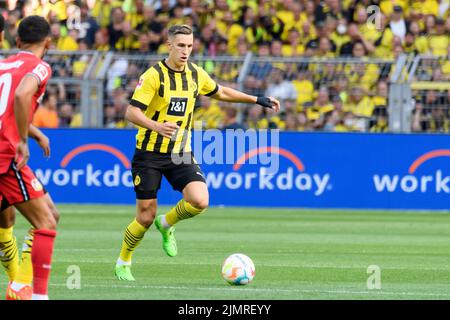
[0,227,19,282]
[118,219,148,263]
[165,199,205,226]
[14,228,34,285]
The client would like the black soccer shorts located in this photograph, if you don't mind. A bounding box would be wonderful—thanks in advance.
[131,149,206,199]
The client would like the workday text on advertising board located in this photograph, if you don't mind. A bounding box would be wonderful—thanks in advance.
[29,129,449,210]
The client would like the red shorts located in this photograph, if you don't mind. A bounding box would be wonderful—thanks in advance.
[0,160,46,206]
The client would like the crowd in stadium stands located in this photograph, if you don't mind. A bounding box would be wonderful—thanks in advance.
[0,0,449,132]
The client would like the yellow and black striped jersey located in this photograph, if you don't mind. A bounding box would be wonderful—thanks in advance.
[130,60,218,153]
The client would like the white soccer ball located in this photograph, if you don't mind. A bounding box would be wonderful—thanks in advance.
[221,253,255,285]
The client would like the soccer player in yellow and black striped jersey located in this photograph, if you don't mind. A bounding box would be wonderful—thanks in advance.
[114,24,280,281]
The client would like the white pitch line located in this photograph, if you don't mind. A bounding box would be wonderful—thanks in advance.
[48,283,450,297]
[52,257,450,271]
[1,281,448,298]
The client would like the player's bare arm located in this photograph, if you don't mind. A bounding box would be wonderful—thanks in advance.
[29,124,50,158]
[125,105,179,138]
[14,74,40,169]
[211,85,281,112]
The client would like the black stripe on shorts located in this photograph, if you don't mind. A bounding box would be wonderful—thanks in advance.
[11,162,29,201]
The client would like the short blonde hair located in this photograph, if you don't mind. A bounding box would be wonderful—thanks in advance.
[168,25,193,37]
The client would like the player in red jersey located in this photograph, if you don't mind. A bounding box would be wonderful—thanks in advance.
[0,124,60,300]
[0,15,57,300]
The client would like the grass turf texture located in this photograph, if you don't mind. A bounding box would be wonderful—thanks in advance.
[1,205,450,300]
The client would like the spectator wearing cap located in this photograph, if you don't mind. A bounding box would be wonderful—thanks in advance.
[428,18,449,56]
[379,0,407,17]
[390,5,408,42]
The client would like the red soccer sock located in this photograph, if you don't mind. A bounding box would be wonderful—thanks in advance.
[32,229,57,296]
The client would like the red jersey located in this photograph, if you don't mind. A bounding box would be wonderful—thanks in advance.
[0,51,52,173]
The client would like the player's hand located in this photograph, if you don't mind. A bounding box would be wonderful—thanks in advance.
[256,96,281,112]
[155,122,180,139]
[15,141,30,170]
[36,134,51,158]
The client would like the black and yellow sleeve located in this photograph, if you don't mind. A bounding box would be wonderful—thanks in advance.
[198,67,219,97]
[130,69,158,110]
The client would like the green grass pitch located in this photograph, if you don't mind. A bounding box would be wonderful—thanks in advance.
[1,205,450,300]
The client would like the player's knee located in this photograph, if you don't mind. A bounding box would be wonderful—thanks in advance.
[0,210,15,228]
[137,204,157,227]
[189,197,209,211]
[50,207,60,223]
[40,214,57,231]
